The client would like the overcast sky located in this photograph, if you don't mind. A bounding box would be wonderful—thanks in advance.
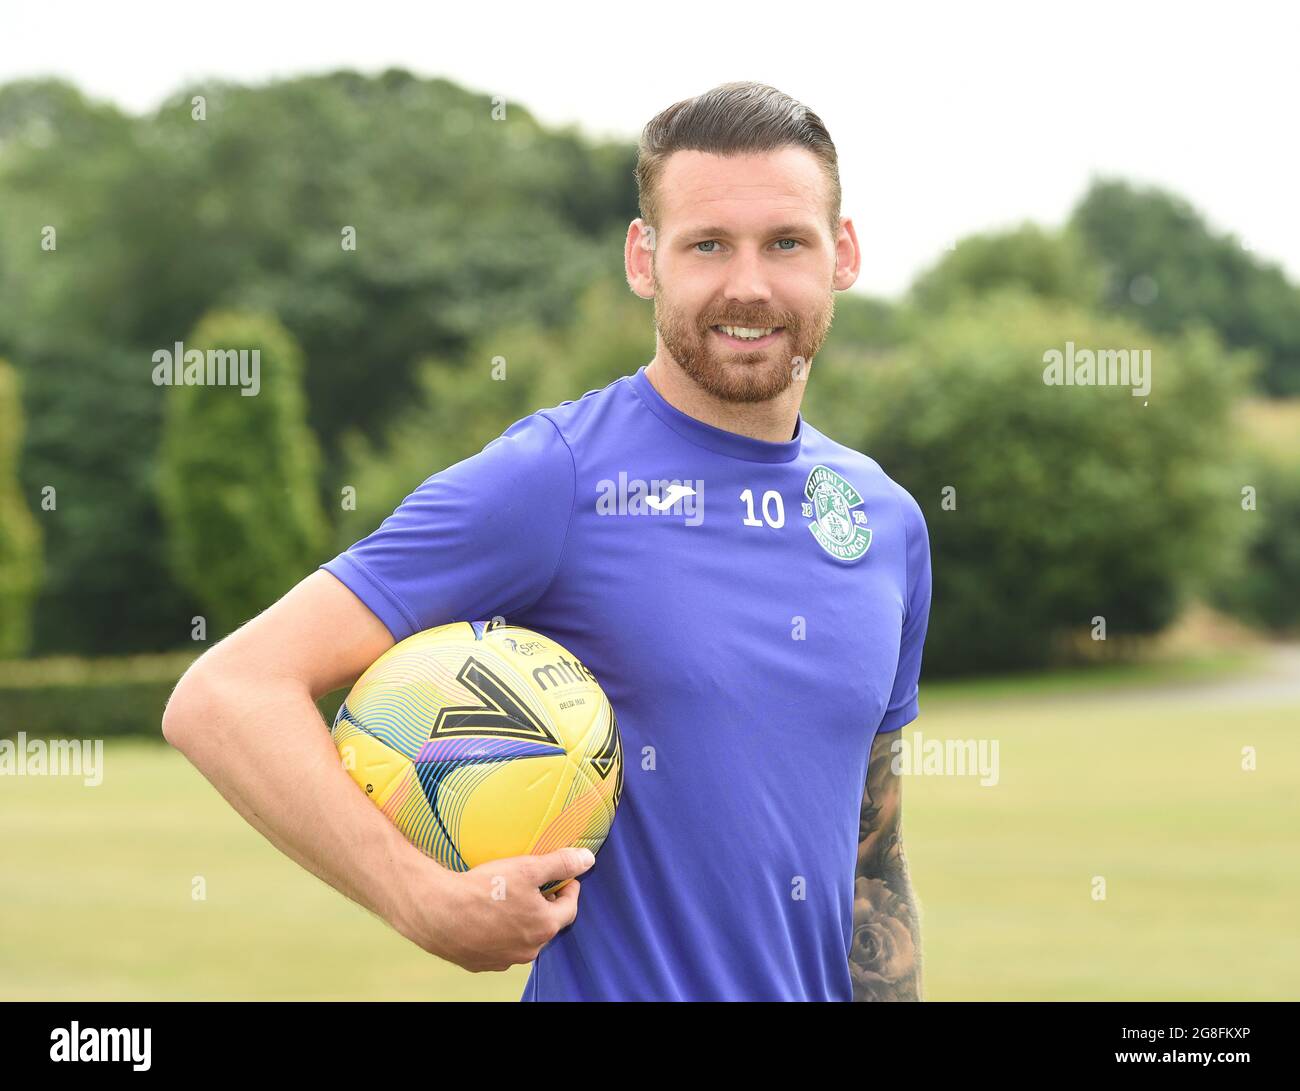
[4,0,1296,297]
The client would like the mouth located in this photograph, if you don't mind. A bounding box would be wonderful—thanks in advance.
[709,325,785,350]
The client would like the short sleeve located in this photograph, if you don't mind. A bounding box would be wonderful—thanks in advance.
[876,487,932,733]
[321,412,576,642]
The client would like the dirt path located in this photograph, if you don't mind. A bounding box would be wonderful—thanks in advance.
[1086,643,1300,709]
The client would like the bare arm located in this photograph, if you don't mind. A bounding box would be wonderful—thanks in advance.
[850,726,923,1001]
[162,569,591,972]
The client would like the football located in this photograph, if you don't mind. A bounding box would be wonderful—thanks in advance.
[332,618,623,892]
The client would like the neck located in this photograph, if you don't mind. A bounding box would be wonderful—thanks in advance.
[644,355,804,444]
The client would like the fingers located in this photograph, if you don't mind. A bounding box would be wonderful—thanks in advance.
[528,846,595,887]
[545,877,581,929]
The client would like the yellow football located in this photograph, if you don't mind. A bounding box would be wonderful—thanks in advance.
[332,619,623,892]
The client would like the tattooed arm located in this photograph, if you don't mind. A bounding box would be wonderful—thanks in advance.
[850,726,922,1001]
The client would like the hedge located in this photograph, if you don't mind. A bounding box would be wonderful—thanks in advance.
[0,653,348,739]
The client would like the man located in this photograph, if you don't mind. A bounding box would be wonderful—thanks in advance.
[163,80,931,1002]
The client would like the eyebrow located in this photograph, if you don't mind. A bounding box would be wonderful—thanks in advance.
[681,223,819,240]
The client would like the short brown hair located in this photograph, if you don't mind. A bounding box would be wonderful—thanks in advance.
[635,81,842,242]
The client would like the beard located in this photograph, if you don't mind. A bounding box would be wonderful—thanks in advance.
[652,264,835,404]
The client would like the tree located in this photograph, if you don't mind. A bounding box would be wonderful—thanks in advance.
[1210,411,1300,632]
[908,223,1105,314]
[805,290,1251,674]
[0,72,635,653]
[156,312,327,636]
[0,360,42,657]
[1071,178,1300,396]
[334,275,652,546]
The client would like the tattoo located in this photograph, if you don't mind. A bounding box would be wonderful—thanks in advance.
[850,728,922,1001]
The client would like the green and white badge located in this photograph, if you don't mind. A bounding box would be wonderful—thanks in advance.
[803,465,872,561]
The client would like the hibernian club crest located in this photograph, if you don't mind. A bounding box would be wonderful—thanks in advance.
[802,465,872,562]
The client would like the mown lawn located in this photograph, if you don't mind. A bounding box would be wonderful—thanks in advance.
[2,663,1296,1000]
[907,691,1299,999]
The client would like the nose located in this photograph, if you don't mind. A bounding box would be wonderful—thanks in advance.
[720,246,773,308]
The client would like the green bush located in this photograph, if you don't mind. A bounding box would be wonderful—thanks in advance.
[806,291,1251,674]
[0,654,350,740]
[335,276,650,546]
[0,653,195,739]
[1071,179,1300,396]
[157,312,328,637]
[909,223,1105,314]
[1211,450,1300,632]
[0,360,42,656]
[0,75,631,657]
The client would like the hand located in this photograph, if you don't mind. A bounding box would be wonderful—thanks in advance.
[392,846,595,972]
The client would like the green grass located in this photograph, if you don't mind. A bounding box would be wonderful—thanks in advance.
[904,699,1300,1000]
[2,670,1297,1000]
[0,743,530,1000]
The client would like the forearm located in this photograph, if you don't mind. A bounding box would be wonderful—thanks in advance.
[162,664,436,930]
[850,848,922,1001]
[850,729,923,1001]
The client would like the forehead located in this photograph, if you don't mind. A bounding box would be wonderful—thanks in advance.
[656,147,828,233]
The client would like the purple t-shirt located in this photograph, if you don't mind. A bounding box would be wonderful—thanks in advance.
[322,364,932,1001]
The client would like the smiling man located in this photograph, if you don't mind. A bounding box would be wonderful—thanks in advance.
[163,81,930,1002]
[579,82,929,1002]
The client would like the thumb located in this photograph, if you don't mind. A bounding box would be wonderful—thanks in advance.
[529,846,595,887]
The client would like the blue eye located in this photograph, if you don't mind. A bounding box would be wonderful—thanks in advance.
[692,238,801,253]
